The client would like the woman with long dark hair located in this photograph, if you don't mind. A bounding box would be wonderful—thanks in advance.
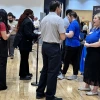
[0,9,10,90]
[14,9,39,80]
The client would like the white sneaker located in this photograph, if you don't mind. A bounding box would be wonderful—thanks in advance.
[67,75,77,80]
[78,87,91,91]
[57,73,65,80]
[86,91,98,96]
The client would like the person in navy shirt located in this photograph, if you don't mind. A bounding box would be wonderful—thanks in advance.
[58,11,81,80]
[78,13,100,96]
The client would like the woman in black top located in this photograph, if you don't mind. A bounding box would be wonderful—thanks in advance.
[14,9,39,80]
[0,9,10,90]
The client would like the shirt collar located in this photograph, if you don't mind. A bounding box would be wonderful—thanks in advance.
[28,17,33,22]
[49,12,57,15]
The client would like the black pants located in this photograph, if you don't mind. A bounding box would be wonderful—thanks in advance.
[0,57,7,89]
[62,46,80,75]
[36,42,61,100]
[19,50,30,77]
[61,40,65,62]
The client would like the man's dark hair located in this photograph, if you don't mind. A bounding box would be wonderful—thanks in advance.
[49,1,61,12]
[7,12,13,17]
[66,9,72,16]
[13,15,16,19]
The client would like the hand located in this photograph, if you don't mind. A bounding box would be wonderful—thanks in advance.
[84,42,90,47]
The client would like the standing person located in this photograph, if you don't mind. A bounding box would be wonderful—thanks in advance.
[82,22,88,39]
[14,9,39,80]
[78,13,100,96]
[36,1,65,100]
[63,9,72,29]
[8,13,17,59]
[0,9,10,90]
[62,9,73,62]
[58,9,73,79]
[58,11,81,80]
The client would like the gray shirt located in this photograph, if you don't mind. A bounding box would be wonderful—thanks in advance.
[40,12,65,43]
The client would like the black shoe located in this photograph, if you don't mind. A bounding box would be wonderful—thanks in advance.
[28,73,33,77]
[0,86,7,91]
[53,97,63,100]
[36,94,45,99]
[40,70,42,73]
[20,76,31,80]
[10,56,14,59]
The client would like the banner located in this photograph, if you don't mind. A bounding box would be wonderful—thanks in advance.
[93,6,100,18]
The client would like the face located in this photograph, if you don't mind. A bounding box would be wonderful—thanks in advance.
[29,13,34,20]
[56,5,62,15]
[93,15,100,27]
[8,16,13,23]
[67,14,72,22]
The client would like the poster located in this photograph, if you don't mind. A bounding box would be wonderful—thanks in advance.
[93,6,100,18]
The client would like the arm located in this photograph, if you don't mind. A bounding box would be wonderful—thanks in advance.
[84,39,100,47]
[60,33,66,40]
[0,22,10,40]
[1,31,10,40]
[58,18,66,40]
[65,21,76,38]
[23,22,38,40]
[65,31,74,38]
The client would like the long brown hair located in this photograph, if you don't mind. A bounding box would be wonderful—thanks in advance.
[17,9,33,30]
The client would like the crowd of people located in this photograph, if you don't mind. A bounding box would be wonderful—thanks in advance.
[0,0,100,100]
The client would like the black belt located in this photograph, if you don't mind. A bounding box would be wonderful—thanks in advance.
[43,42,59,45]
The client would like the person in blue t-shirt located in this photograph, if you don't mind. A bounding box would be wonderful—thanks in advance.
[58,11,81,80]
[78,13,100,96]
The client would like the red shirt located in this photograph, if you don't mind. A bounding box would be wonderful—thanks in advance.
[0,22,6,37]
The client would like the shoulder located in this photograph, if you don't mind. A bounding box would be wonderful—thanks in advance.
[23,18,33,25]
[0,22,6,28]
[0,22,6,31]
[13,21,18,25]
[0,22,5,26]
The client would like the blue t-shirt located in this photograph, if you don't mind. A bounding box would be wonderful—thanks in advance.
[65,20,80,47]
[86,28,100,43]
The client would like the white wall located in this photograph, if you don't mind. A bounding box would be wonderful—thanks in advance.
[67,0,100,10]
[0,0,44,19]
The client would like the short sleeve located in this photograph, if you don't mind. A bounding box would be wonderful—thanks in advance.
[0,22,6,31]
[58,18,65,34]
[69,22,75,32]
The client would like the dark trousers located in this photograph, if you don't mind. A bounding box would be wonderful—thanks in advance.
[61,40,65,62]
[62,46,80,75]
[8,35,15,56]
[0,57,7,89]
[36,42,61,100]
[19,50,30,77]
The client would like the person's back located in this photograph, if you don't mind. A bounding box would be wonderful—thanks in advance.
[36,1,65,100]
[41,12,64,43]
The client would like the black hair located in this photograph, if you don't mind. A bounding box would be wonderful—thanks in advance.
[0,9,10,32]
[66,9,72,16]
[49,0,61,12]
[7,12,13,17]
[13,15,16,19]
[69,11,77,18]
[76,16,81,31]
